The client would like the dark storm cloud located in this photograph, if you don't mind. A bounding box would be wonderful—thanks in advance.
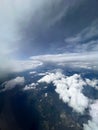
[17,0,98,56]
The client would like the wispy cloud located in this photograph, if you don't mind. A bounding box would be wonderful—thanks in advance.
[65,20,98,52]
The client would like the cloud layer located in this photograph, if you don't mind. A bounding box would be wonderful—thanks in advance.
[31,53,98,70]
[0,52,98,78]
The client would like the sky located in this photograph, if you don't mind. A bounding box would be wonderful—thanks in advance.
[0,0,98,75]
[0,1,98,129]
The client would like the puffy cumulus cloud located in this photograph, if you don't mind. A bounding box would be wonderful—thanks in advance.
[0,76,25,92]
[54,74,89,114]
[86,79,98,90]
[83,100,98,130]
[23,83,37,91]
[38,71,64,84]
[38,70,98,114]
[38,71,89,114]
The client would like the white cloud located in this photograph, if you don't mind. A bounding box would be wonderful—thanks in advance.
[86,79,98,90]
[37,66,98,130]
[38,70,98,129]
[0,0,50,76]
[83,100,98,130]
[11,60,43,72]
[0,59,43,78]
[0,0,33,76]
[38,72,49,76]
[38,71,64,84]
[29,71,37,75]
[45,93,48,97]
[38,71,89,114]
[31,53,98,63]
[30,52,98,70]
[23,82,37,91]
[1,52,97,78]
[1,76,25,92]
